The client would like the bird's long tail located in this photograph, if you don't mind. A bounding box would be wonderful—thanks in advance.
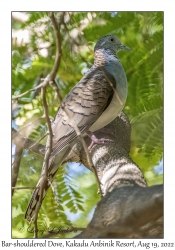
[25,164,58,222]
[25,147,69,222]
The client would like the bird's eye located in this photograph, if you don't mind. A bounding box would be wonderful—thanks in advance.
[110,38,114,42]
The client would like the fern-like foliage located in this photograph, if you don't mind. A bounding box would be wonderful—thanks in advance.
[124,12,163,160]
[56,167,85,214]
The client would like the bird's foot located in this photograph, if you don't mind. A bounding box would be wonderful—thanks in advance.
[87,131,113,150]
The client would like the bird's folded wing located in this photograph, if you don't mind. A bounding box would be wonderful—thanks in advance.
[49,67,115,158]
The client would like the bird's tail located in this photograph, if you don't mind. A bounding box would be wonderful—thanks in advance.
[25,147,69,222]
[25,164,58,222]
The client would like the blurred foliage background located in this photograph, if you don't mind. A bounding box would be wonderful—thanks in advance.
[12,11,163,238]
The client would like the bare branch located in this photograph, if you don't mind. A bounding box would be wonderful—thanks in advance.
[28,133,48,151]
[12,83,43,100]
[76,185,163,239]
[49,12,62,80]
[78,136,102,196]
[41,87,53,174]
[12,186,36,190]
[12,146,23,195]
[95,187,163,238]
[31,83,53,229]
[34,220,38,238]
[28,12,63,235]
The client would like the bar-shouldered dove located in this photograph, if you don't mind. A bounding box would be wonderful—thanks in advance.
[25,35,130,222]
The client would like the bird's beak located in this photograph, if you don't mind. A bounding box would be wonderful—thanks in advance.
[120,44,131,51]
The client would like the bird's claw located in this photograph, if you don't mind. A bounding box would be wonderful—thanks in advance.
[88,134,113,150]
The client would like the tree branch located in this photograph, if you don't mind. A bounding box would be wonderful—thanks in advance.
[12,146,23,195]
[30,12,63,237]
[12,186,36,190]
[49,12,62,80]
[11,12,63,236]
[12,84,43,100]
[75,184,163,238]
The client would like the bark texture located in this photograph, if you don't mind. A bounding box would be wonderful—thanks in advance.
[65,112,163,238]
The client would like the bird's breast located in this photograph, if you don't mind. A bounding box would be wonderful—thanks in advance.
[89,93,126,132]
[89,60,128,132]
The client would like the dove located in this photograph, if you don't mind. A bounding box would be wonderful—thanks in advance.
[25,35,130,222]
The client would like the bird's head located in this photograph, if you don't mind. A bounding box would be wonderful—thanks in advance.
[94,35,131,54]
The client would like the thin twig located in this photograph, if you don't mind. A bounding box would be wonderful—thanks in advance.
[29,12,63,235]
[12,83,43,100]
[28,132,48,150]
[41,87,53,174]
[34,220,38,238]
[12,186,36,190]
[80,137,102,196]
[49,12,62,80]
[31,86,53,227]
[12,146,23,195]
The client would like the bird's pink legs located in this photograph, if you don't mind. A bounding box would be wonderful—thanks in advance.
[86,131,113,150]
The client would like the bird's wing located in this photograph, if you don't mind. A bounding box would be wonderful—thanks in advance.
[50,67,115,158]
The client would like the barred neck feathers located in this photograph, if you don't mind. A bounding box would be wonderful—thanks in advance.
[94,48,118,67]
